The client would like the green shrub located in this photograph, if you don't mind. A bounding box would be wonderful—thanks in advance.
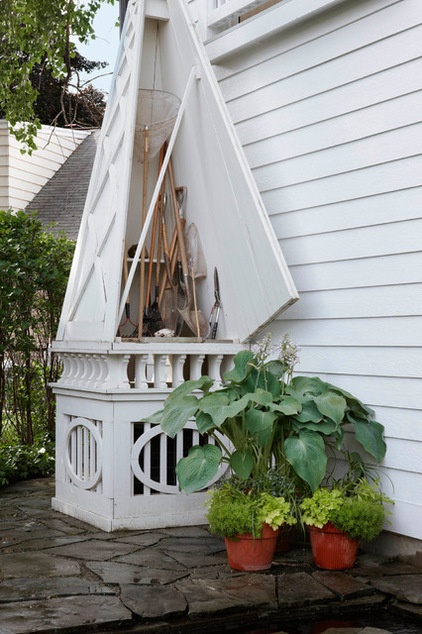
[331,496,385,541]
[0,435,55,487]
[299,479,393,542]
[0,209,74,446]
[206,482,296,539]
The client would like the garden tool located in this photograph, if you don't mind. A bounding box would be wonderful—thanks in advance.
[167,159,209,338]
[138,126,150,338]
[208,267,221,339]
[159,193,184,334]
[143,145,165,335]
[185,222,208,338]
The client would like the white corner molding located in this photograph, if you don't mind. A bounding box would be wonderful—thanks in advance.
[145,0,169,20]
[206,0,348,63]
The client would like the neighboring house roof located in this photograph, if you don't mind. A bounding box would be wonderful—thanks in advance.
[26,129,100,240]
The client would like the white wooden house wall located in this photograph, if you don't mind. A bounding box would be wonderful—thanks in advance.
[187,0,422,548]
[0,120,90,211]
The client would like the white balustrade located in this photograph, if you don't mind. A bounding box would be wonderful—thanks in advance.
[55,341,242,390]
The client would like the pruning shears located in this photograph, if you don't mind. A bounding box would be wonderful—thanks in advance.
[208,267,221,339]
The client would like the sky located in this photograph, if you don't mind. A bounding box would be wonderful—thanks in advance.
[76,2,121,94]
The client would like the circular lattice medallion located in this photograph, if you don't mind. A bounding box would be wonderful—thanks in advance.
[64,417,103,489]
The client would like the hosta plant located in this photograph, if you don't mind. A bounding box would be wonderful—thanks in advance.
[147,334,386,494]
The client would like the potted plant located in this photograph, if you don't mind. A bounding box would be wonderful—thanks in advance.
[206,478,297,570]
[299,477,393,570]
[147,333,387,496]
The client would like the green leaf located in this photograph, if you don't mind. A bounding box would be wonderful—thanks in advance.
[287,376,328,398]
[199,391,271,428]
[223,350,254,383]
[265,359,286,380]
[284,430,327,492]
[314,392,347,426]
[196,411,215,434]
[350,417,387,462]
[294,419,339,436]
[151,395,200,438]
[325,381,376,419]
[253,369,282,399]
[245,409,277,447]
[230,450,254,479]
[269,396,301,416]
[295,401,323,423]
[176,445,222,493]
[165,377,214,406]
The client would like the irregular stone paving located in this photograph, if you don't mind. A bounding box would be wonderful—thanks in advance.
[0,479,421,634]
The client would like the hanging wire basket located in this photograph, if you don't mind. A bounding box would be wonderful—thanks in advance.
[134,89,181,162]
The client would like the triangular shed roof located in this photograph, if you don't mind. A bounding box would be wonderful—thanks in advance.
[55,0,298,345]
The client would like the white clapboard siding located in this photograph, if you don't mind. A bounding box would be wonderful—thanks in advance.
[285,285,422,319]
[281,219,422,265]
[290,252,422,291]
[221,25,422,123]
[270,188,422,239]
[200,0,422,545]
[0,121,90,210]
[236,60,422,146]
[244,94,422,170]
[277,317,422,347]
[297,347,422,380]
[262,156,422,214]
[252,125,422,190]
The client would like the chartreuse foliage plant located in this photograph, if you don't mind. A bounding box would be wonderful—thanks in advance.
[300,478,393,542]
[206,481,296,539]
[148,334,387,494]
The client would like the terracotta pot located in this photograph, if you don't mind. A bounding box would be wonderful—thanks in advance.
[308,522,359,570]
[224,523,280,571]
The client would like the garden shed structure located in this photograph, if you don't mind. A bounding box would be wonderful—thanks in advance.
[52,0,422,556]
[51,0,297,531]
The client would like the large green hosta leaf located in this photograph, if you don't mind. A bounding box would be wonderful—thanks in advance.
[349,415,387,462]
[284,430,327,492]
[269,396,301,416]
[314,392,347,426]
[223,350,254,383]
[149,395,200,438]
[287,376,328,398]
[166,377,214,404]
[176,445,222,493]
[230,450,254,479]
[199,390,273,428]
[295,401,323,423]
[245,409,277,447]
[145,376,213,432]
[252,368,282,399]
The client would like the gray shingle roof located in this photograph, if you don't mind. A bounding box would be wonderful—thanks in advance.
[26,130,100,240]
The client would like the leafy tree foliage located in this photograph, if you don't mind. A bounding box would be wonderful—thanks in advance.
[0,210,74,444]
[0,0,115,151]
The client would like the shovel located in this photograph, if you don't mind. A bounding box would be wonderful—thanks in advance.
[185,223,209,338]
[167,161,209,338]
[143,146,166,335]
[138,126,150,338]
[159,204,184,334]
